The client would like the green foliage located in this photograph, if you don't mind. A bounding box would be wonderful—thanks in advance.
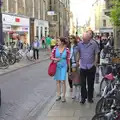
[110,0,120,26]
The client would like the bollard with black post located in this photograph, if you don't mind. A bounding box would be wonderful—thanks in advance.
[0,0,3,45]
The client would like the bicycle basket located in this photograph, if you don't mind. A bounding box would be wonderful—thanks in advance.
[112,58,120,64]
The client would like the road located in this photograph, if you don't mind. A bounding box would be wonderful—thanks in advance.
[0,60,56,120]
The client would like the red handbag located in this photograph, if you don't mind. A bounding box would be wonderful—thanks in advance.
[48,61,57,77]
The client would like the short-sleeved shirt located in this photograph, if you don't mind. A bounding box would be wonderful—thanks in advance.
[46,37,52,45]
[51,39,56,46]
[78,39,99,69]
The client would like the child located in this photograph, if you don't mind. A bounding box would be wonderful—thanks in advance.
[70,67,81,101]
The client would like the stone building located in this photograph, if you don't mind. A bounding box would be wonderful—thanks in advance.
[47,0,70,37]
[1,0,49,45]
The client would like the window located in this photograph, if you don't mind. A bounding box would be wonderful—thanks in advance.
[45,27,47,37]
[41,27,43,38]
[36,27,39,37]
[103,19,106,27]
[49,0,52,10]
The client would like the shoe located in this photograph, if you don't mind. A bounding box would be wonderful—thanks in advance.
[61,97,66,103]
[88,99,94,103]
[72,96,76,99]
[80,99,86,104]
[56,96,61,101]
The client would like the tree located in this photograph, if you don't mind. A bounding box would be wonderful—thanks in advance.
[110,0,120,26]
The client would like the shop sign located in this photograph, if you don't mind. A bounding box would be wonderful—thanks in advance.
[2,14,29,26]
[3,24,11,31]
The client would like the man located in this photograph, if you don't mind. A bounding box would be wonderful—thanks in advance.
[76,31,99,104]
[50,36,56,50]
[33,36,40,60]
[45,35,52,52]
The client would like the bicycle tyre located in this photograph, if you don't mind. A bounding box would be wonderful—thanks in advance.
[95,96,119,114]
[0,52,9,69]
[92,113,107,120]
[26,51,34,61]
[8,53,16,65]
[99,78,113,96]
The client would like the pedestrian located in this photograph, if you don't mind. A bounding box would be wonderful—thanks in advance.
[76,31,99,104]
[16,36,23,50]
[33,36,40,60]
[46,35,52,53]
[50,37,70,102]
[50,37,57,50]
[68,35,81,100]
[41,36,46,49]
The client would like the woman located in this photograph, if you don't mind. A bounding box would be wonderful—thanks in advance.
[68,35,80,94]
[50,37,57,50]
[41,36,46,49]
[51,37,70,102]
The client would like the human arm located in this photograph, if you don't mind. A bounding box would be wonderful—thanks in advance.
[94,41,100,66]
[50,47,60,62]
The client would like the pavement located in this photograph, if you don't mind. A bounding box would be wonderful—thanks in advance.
[36,80,100,120]
[0,49,49,76]
[36,65,103,120]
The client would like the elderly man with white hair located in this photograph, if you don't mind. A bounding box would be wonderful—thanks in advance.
[76,31,99,104]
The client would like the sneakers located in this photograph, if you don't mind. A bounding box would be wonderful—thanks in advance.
[56,96,66,102]
[56,96,61,101]
[61,97,66,103]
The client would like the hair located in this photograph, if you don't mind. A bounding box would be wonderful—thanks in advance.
[59,37,68,45]
[71,35,78,45]
[87,30,94,38]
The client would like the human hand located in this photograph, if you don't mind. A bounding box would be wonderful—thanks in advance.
[55,58,61,62]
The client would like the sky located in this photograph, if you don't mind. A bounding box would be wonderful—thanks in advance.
[70,0,95,26]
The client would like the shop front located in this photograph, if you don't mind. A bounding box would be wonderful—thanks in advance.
[2,14,30,46]
[34,19,49,40]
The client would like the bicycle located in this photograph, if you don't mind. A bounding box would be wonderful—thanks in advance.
[0,45,9,69]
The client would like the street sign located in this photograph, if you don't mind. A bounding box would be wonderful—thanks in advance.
[47,11,56,16]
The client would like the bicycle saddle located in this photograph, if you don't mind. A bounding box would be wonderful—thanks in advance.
[104,73,114,81]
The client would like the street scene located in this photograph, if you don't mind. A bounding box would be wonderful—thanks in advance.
[0,0,120,120]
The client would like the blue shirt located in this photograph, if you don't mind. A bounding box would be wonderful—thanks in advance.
[78,39,99,69]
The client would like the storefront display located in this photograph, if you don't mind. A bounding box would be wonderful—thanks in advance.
[34,19,49,40]
[2,14,30,46]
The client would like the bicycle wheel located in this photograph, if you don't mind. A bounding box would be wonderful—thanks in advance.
[96,96,119,114]
[0,52,9,69]
[15,51,23,62]
[92,113,107,120]
[99,78,113,96]
[26,50,34,61]
[8,53,16,65]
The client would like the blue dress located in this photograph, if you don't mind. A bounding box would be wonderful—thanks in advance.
[54,47,67,81]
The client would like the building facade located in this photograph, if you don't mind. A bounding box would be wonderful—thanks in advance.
[47,0,70,37]
[90,0,113,35]
[104,0,120,48]
[2,0,49,45]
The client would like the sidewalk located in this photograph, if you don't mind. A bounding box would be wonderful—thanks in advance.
[41,81,100,120]
[0,49,49,76]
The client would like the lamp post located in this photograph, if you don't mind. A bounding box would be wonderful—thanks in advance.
[0,0,3,45]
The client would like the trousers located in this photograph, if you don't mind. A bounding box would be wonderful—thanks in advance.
[80,66,96,100]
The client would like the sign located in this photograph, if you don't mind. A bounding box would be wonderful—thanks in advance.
[2,14,29,26]
[3,24,11,31]
[47,11,56,16]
